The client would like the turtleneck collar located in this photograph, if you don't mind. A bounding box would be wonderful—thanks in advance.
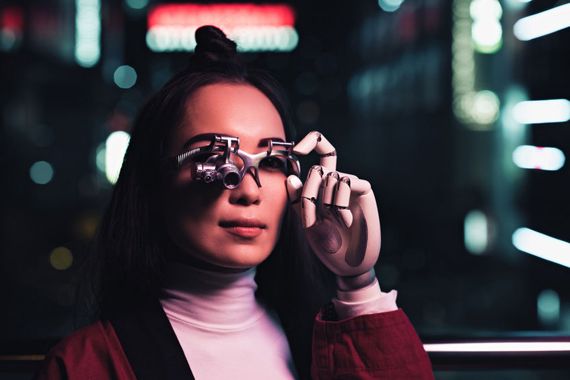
[159,261,265,332]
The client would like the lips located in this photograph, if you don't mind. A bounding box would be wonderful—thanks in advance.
[219,219,266,228]
[219,219,267,238]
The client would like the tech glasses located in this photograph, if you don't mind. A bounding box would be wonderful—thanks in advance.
[170,134,301,189]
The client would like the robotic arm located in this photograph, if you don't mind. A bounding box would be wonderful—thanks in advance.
[285,131,381,291]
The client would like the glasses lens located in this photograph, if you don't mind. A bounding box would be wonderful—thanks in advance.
[259,153,288,174]
[222,170,242,188]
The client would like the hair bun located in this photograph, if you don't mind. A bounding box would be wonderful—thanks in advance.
[194,25,237,62]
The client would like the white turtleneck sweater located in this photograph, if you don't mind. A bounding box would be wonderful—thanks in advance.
[159,263,398,380]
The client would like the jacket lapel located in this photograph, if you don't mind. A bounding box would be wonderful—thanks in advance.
[111,301,195,380]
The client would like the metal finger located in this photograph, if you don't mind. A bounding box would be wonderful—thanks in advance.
[285,175,303,219]
[292,131,337,171]
[322,172,339,206]
[328,172,369,193]
[301,197,318,228]
[286,175,303,204]
[301,165,324,202]
[333,176,351,209]
[349,177,372,196]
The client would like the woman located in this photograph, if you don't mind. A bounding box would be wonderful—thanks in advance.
[36,26,433,379]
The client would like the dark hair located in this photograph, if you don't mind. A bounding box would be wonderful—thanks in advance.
[91,25,333,378]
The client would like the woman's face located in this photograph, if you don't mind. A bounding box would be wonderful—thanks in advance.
[162,83,289,270]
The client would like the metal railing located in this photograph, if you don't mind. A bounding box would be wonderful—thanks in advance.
[424,337,570,370]
[2,337,570,375]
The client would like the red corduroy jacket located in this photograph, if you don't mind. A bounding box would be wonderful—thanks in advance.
[35,306,433,380]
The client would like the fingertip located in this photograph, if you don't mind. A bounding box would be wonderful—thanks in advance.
[351,178,372,195]
[286,174,303,189]
[309,164,324,176]
[334,177,351,208]
[286,175,303,203]
[292,131,322,155]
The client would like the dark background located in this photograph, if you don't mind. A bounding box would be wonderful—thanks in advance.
[1,0,569,378]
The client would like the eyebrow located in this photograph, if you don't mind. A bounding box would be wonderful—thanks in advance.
[181,133,285,151]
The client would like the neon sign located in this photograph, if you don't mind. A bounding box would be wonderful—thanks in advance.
[146,3,298,52]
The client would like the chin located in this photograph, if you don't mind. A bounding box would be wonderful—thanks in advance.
[170,231,276,270]
[216,253,270,269]
[207,245,272,269]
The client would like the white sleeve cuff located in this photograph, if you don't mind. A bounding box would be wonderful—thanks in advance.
[332,278,398,320]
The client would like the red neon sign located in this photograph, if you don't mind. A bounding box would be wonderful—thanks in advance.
[148,3,295,29]
[1,6,23,31]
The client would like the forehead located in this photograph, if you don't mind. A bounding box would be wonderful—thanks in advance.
[171,83,286,153]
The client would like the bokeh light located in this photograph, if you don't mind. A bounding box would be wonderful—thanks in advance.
[29,161,54,185]
[513,228,570,268]
[96,142,106,172]
[378,0,405,12]
[105,131,131,184]
[512,145,565,171]
[469,0,503,54]
[471,90,500,125]
[514,3,570,41]
[0,29,17,51]
[113,65,138,89]
[75,213,100,240]
[513,99,570,124]
[537,289,560,326]
[464,210,488,255]
[49,246,73,270]
[125,0,148,10]
[472,20,502,53]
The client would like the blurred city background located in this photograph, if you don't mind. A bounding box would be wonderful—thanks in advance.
[1,0,569,378]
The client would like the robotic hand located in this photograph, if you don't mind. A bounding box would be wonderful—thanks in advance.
[286,131,381,291]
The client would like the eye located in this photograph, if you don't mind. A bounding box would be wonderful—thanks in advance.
[259,156,287,172]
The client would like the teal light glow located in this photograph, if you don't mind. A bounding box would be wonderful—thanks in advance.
[30,161,54,185]
[113,65,138,89]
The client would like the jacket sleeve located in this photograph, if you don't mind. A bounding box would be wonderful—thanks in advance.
[311,308,434,380]
[34,321,136,380]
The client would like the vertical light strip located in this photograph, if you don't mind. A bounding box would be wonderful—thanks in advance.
[75,0,101,67]
[514,3,570,41]
[452,0,476,124]
[452,0,500,128]
[470,0,503,54]
[512,228,570,268]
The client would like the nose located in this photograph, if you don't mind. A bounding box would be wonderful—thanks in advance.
[228,169,261,205]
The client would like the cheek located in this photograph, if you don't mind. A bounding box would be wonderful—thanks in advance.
[263,174,288,220]
[168,178,223,209]
[162,182,223,236]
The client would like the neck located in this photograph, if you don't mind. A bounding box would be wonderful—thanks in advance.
[159,261,263,330]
